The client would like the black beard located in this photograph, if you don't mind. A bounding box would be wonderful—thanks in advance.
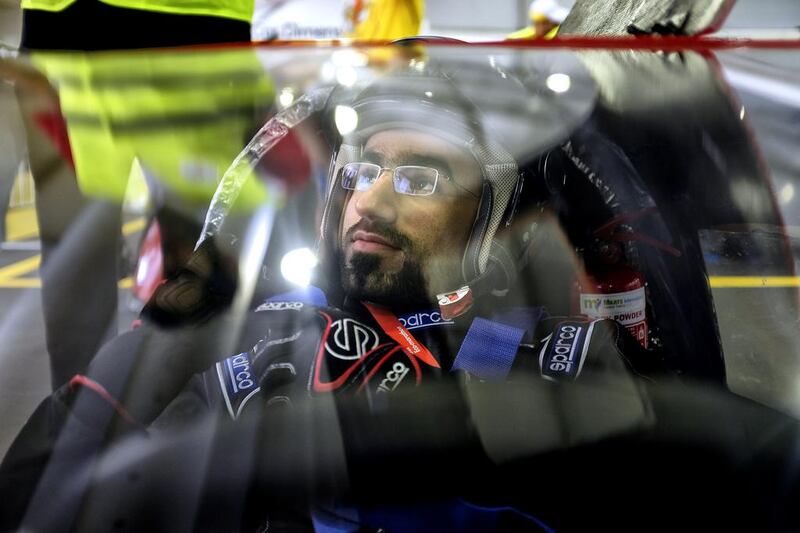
[340,222,432,309]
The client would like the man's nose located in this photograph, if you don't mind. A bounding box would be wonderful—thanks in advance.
[354,170,398,223]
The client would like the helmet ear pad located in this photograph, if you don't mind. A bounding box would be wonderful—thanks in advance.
[461,179,520,296]
[473,161,552,296]
[461,181,494,283]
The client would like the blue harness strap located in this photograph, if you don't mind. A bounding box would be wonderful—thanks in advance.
[490,307,548,344]
[451,318,524,380]
[451,307,548,381]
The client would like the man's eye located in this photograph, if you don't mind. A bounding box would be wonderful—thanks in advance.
[395,167,436,195]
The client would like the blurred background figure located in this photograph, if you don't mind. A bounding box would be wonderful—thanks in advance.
[0,0,24,244]
[345,0,424,40]
[16,0,259,390]
[508,0,572,40]
[0,71,26,244]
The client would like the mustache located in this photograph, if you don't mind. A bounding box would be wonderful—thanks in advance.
[344,220,413,250]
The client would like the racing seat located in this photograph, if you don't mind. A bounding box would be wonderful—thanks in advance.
[515,112,729,384]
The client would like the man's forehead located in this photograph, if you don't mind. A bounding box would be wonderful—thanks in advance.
[362,128,477,166]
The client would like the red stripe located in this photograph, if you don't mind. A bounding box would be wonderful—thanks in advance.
[356,346,404,393]
[478,36,800,51]
[68,375,142,428]
[243,36,800,50]
[162,34,800,51]
[363,302,441,369]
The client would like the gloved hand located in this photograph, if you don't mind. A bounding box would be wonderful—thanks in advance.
[140,234,239,327]
[560,0,734,36]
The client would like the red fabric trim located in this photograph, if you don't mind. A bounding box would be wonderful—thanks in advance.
[478,36,800,51]
[312,310,394,393]
[362,302,441,369]
[68,374,142,428]
[137,35,800,52]
[356,346,404,393]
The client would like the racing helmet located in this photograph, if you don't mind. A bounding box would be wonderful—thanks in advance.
[316,47,595,305]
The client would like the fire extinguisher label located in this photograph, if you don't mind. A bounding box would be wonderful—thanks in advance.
[580,287,648,348]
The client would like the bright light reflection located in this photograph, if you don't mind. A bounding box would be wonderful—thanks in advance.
[278,88,294,108]
[780,183,795,204]
[546,73,571,93]
[740,107,746,120]
[321,62,336,82]
[335,105,359,135]
[332,50,368,67]
[280,247,318,287]
[336,66,358,87]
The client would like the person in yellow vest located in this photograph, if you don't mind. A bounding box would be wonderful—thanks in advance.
[21,0,253,50]
[17,0,262,390]
[507,0,570,40]
[345,0,424,41]
[33,49,273,217]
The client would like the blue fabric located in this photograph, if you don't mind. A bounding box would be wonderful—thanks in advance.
[312,501,552,533]
[491,307,549,344]
[311,505,361,533]
[265,285,328,307]
[360,501,550,533]
[451,317,526,381]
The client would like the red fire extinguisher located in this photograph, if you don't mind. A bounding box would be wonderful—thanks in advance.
[574,208,682,349]
[576,251,649,349]
[574,228,649,348]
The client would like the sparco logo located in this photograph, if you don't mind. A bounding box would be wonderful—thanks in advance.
[549,325,580,373]
[256,301,304,312]
[229,353,255,390]
[541,321,592,381]
[325,318,380,360]
[398,310,454,330]
[217,352,261,420]
[377,362,410,393]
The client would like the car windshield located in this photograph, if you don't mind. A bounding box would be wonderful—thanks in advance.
[1,37,800,531]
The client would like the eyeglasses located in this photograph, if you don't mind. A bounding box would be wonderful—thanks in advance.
[340,162,479,198]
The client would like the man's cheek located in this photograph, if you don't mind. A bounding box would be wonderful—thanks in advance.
[340,220,355,253]
[340,201,358,242]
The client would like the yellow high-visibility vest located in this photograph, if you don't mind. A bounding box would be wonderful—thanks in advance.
[34,47,274,210]
[22,0,253,23]
[347,0,424,41]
